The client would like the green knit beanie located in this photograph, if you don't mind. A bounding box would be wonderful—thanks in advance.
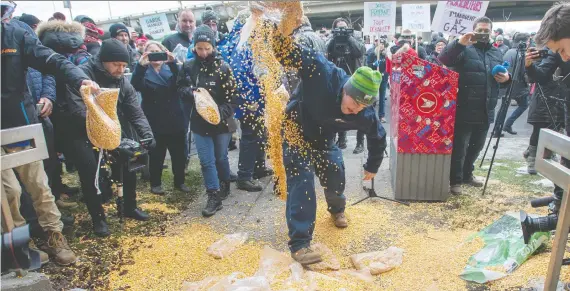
[343,67,382,106]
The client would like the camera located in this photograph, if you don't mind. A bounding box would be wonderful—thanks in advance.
[517,42,527,51]
[110,138,152,172]
[331,27,355,56]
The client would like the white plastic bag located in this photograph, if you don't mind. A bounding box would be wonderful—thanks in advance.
[81,86,121,150]
[183,272,271,291]
[207,233,249,259]
[254,247,294,283]
[350,246,404,275]
[173,43,188,64]
[194,88,221,125]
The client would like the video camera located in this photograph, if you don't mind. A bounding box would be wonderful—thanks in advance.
[331,27,355,56]
[108,138,152,173]
[520,195,561,244]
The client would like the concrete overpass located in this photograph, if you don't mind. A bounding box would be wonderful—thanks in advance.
[95,1,553,35]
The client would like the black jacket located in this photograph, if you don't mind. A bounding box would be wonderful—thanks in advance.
[161,32,191,52]
[65,54,153,141]
[438,40,506,124]
[177,56,238,136]
[326,35,365,75]
[1,22,88,130]
[131,62,188,135]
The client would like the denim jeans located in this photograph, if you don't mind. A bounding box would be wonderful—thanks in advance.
[193,132,232,191]
[378,73,389,119]
[237,120,266,181]
[450,122,490,185]
[504,88,529,129]
[284,144,346,252]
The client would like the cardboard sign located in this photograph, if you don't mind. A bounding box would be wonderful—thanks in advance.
[363,2,397,36]
[431,1,489,36]
[139,13,171,39]
[402,4,431,32]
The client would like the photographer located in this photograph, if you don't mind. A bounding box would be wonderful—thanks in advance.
[65,39,155,237]
[438,16,511,195]
[326,18,366,149]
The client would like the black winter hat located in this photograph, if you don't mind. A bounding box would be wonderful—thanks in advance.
[201,9,218,25]
[193,25,216,47]
[19,13,40,27]
[99,39,130,63]
[109,23,129,38]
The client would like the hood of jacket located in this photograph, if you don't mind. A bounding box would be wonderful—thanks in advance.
[37,20,85,53]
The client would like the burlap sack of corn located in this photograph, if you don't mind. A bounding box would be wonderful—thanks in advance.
[81,85,121,150]
[194,88,221,125]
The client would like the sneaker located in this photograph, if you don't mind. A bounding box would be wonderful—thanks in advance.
[43,231,76,266]
[353,143,364,154]
[29,240,49,265]
[124,208,150,221]
[450,184,462,195]
[219,181,231,200]
[229,171,238,182]
[93,217,110,237]
[253,167,274,180]
[175,184,191,193]
[237,180,263,192]
[202,191,223,217]
[332,212,348,228]
[291,247,322,265]
[151,185,165,195]
[463,175,484,187]
[56,199,78,209]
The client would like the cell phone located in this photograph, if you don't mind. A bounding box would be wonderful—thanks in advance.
[473,33,489,43]
[36,103,44,114]
[538,49,549,58]
[148,52,168,61]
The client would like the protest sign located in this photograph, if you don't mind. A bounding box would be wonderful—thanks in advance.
[431,1,489,36]
[402,4,431,32]
[139,13,171,39]
[363,2,397,36]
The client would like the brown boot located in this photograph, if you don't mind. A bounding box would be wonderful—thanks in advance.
[29,240,49,265]
[332,212,348,228]
[43,231,77,266]
[291,247,322,265]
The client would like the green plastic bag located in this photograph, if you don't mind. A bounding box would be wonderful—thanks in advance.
[460,212,550,283]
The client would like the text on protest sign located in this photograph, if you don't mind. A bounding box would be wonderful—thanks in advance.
[363,2,397,36]
[431,1,489,36]
[139,13,171,39]
[402,4,431,32]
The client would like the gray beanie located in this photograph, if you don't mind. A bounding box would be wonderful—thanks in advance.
[193,25,216,47]
[201,9,219,25]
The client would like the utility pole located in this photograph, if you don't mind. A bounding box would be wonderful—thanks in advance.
[108,1,112,18]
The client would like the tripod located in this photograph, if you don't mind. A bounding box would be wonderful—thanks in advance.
[480,45,525,195]
[352,179,410,206]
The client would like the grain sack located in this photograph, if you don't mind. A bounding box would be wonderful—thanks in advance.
[81,86,121,150]
[194,88,221,125]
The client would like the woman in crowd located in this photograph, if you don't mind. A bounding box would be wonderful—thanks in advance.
[177,25,238,217]
[426,38,447,67]
[131,41,190,195]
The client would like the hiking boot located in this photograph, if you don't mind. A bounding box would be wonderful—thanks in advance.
[202,191,223,217]
[92,216,110,237]
[253,167,274,179]
[332,212,348,228]
[175,184,191,193]
[237,180,263,192]
[464,175,484,187]
[43,231,76,266]
[450,184,462,195]
[56,199,78,209]
[229,171,238,182]
[29,240,49,265]
[504,126,517,135]
[125,208,149,221]
[219,180,231,200]
[291,247,322,265]
[353,143,364,154]
[151,185,165,195]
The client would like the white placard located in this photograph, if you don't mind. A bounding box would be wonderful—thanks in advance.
[363,2,397,36]
[431,1,489,36]
[402,4,431,32]
[139,13,171,39]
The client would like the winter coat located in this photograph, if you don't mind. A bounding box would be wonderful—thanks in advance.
[1,22,88,131]
[131,62,188,135]
[64,54,153,141]
[438,40,507,124]
[273,34,386,173]
[177,55,238,136]
[496,43,509,56]
[295,25,326,54]
[525,51,569,125]
[162,32,191,52]
[326,34,366,75]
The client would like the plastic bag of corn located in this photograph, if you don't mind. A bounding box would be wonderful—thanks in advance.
[81,85,121,150]
[206,232,249,259]
[350,246,404,275]
[182,272,270,291]
[194,88,221,125]
[254,246,294,283]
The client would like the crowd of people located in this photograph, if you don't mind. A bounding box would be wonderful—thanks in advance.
[1,0,569,268]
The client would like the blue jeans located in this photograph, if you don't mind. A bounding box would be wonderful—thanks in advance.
[378,73,389,118]
[238,120,266,181]
[504,89,529,129]
[284,144,346,252]
[193,132,232,191]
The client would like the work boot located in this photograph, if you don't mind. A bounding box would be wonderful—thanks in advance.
[92,215,110,237]
[124,208,150,221]
[336,136,347,150]
[29,240,49,265]
[353,143,364,154]
[450,184,462,195]
[175,183,191,193]
[504,126,517,135]
[464,175,484,187]
[253,167,274,179]
[202,190,223,217]
[237,180,263,192]
[229,171,238,182]
[291,247,322,265]
[151,185,165,195]
[219,180,231,200]
[527,146,538,175]
[332,212,348,228]
[43,231,76,266]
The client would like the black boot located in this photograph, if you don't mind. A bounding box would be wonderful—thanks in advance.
[92,214,110,237]
[253,167,274,179]
[336,133,347,149]
[504,126,517,135]
[237,180,263,192]
[124,208,150,221]
[219,181,231,200]
[202,190,223,217]
[353,143,364,154]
